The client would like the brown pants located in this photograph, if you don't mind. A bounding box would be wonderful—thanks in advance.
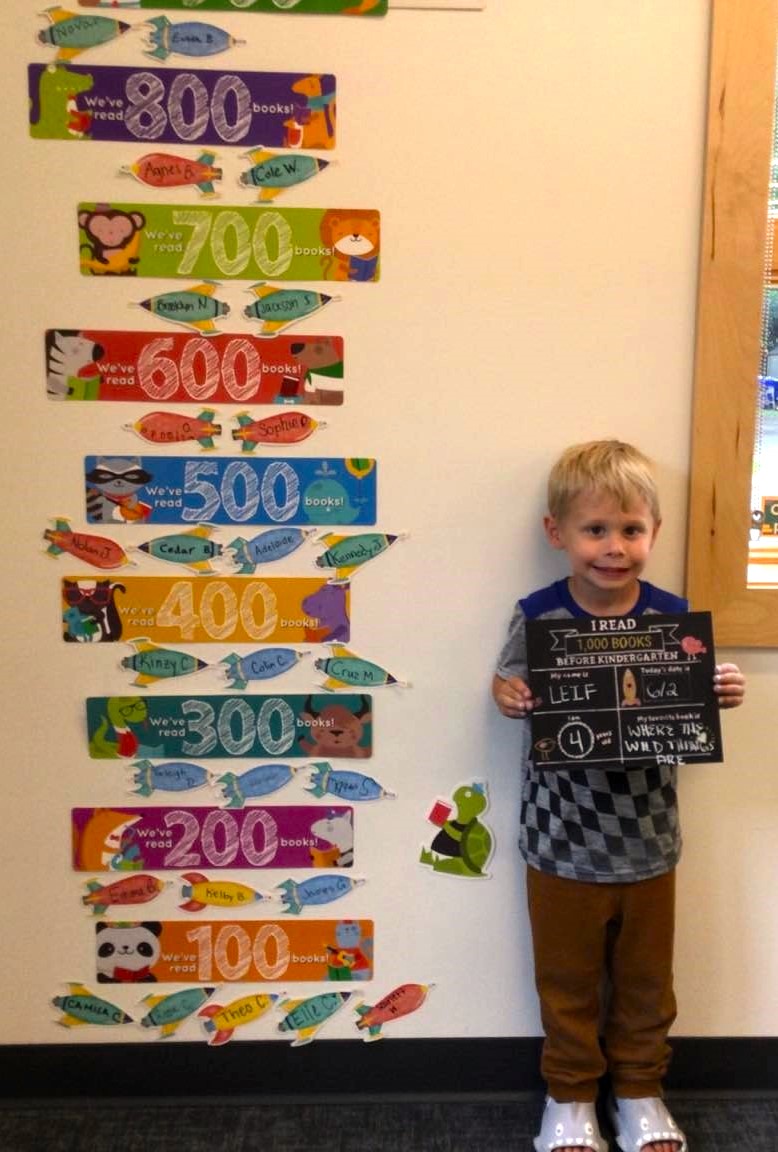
[526,866,676,1103]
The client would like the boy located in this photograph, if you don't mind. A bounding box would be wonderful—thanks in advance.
[492,441,745,1152]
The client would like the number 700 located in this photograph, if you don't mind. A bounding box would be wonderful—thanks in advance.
[173,209,294,278]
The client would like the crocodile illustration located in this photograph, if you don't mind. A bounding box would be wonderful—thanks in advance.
[89,696,164,760]
[30,63,94,141]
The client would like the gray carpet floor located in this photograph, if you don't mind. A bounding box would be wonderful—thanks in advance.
[0,1095,777,1152]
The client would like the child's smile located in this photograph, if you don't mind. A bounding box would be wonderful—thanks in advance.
[544,491,660,614]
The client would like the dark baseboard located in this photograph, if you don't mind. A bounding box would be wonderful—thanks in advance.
[1,1037,777,1099]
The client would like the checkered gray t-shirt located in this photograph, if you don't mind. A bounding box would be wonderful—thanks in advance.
[496,579,689,884]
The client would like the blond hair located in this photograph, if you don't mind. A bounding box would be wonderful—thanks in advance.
[547,440,661,522]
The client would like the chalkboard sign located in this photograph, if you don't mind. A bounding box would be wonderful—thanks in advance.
[526,612,723,769]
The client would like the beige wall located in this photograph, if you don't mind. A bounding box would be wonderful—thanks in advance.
[2,0,774,1044]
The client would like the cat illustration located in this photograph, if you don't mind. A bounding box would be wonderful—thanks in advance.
[63,580,125,643]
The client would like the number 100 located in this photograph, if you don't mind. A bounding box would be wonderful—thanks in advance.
[187,923,291,981]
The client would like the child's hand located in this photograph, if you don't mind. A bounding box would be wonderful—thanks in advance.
[492,674,540,718]
[713,662,746,709]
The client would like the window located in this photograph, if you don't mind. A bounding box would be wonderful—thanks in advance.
[687,0,778,644]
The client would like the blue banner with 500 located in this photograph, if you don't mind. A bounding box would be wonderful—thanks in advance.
[83,455,377,526]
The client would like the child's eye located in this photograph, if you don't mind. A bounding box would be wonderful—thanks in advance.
[624,525,645,537]
[584,525,605,536]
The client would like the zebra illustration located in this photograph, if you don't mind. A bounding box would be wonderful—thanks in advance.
[46,329,105,400]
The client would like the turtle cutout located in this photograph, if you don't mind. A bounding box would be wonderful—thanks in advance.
[419,782,494,879]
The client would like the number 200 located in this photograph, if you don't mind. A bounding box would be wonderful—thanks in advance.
[164,808,278,869]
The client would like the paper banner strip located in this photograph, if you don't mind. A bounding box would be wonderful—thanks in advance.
[62,575,349,645]
[77,1,387,13]
[77,203,380,281]
[72,805,354,871]
[86,693,374,759]
[46,331,344,405]
[93,918,374,983]
[83,456,377,527]
[30,65,336,148]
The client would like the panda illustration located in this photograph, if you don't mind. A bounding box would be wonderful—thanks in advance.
[96,921,162,983]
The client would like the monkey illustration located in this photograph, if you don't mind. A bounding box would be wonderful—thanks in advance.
[79,205,146,276]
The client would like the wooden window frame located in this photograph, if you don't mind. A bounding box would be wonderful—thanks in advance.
[687,0,778,645]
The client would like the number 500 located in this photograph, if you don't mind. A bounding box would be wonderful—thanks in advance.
[183,459,300,523]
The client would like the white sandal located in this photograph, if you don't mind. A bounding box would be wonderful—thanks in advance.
[534,1097,608,1152]
[607,1096,687,1152]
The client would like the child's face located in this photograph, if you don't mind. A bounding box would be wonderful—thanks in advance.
[544,489,660,610]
